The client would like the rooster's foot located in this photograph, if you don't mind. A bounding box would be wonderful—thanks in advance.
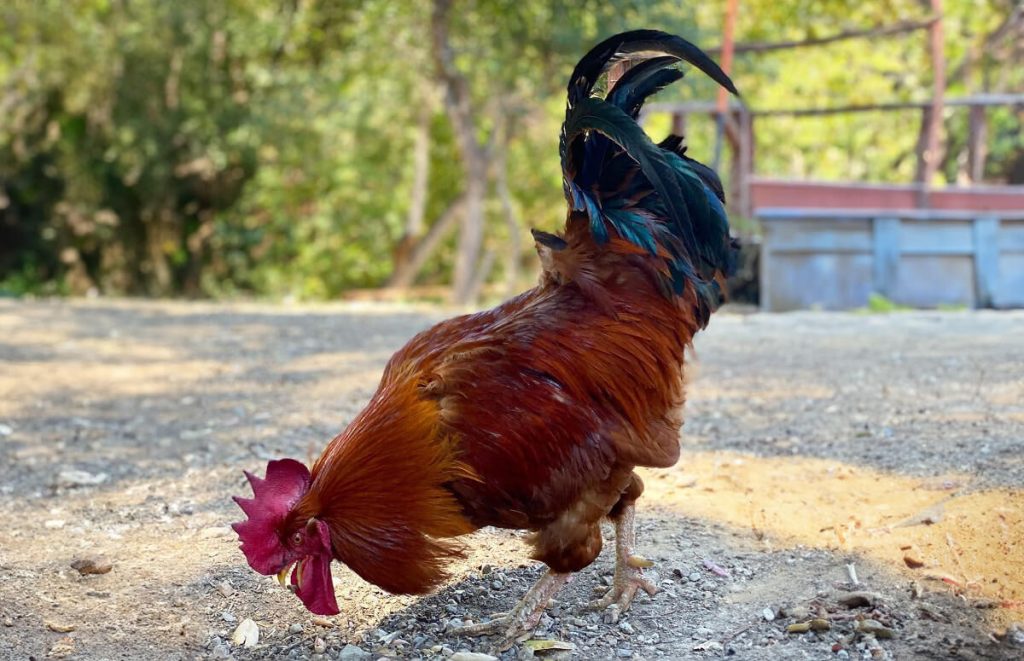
[589,555,658,611]
[590,501,657,613]
[450,570,570,652]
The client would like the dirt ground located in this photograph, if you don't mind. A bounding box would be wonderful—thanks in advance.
[0,299,1022,661]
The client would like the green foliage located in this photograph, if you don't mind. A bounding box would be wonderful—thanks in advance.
[1,0,1021,298]
[862,292,913,313]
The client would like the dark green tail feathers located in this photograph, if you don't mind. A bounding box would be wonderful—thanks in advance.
[559,29,740,327]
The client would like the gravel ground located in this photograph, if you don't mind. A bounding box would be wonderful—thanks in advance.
[0,299,1022,661]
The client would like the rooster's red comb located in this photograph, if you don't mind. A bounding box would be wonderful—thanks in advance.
[231,458,311,574]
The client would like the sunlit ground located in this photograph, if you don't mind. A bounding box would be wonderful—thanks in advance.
[644,452,1024,629]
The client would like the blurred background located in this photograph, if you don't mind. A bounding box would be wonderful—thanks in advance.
[1,0,1022,307]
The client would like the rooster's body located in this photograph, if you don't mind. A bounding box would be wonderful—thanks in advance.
[234,29,738,650]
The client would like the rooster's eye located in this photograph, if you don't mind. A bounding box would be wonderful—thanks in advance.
[291,532,303,546]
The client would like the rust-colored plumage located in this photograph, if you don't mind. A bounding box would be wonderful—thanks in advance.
[294,213,707,585]
[232,30,738,640]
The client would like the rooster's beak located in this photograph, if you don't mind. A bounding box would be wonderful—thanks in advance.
[277,562,293,587]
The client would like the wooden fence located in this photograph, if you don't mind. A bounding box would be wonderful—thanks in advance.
[759,208,1024,311]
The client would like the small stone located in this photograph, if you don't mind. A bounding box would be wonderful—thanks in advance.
[311,616,335,627]
[216,581,235,597]
[618,620,635,634]
[780,605,810,619]
[339,643,372,660]
[903,553,925,569]
[46,621,76,633]
[231,618,259,648]
[71,556,113,575]
[289,623,303,634]
[57,469,108,488]
[2,617,13,627]
[212,641,232,659]
[838,591,882,608]
[688,572,702,582]
[313,637,327,654]
[449,653,497,661]
[616,648,633,658]
[692,640,723,652]
[45,519,66,530]
[480,564,493,574]
[786,622,812,633]
[200,526,233,539]
[855,619,895,639]
[0,423,12,436]
[810,618,831,631]
[48,636,76,658]
[222,611,236,623]
[762,607,775,621]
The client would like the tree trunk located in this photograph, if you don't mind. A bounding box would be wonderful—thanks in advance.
[430,0,488,305]
[392,103,432,278]
[493,137,522,297]
[387,194,466,289]
[966,108,988,184]
[915,0,945,207]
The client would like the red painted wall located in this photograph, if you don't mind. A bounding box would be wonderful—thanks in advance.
[751,179,1024,212]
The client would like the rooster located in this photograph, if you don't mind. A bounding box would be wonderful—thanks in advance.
[233,29,738,649]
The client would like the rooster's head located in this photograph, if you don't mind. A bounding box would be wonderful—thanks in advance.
[231,459,339,615]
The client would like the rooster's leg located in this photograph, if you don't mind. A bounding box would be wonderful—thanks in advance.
[590,501,658,612]
[450,569,570,650]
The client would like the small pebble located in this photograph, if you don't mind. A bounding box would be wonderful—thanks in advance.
[222,611,236,623]
[45,519,66,530]
[449,653,497,661]
[339,643,371,660]
[313,637,327,654]
[855,619,894,639]
[71,556,113,575]
[216,581,235,597]
[311,616,335,627]
[618,620,635,634]
[45,621,76,633]
[781,605,810,619]
[57,470,108,488]
[289,623,303,634]
[688,572,702,582]
[616,648,633,658]
[200,526,233,539]
[3,617,13,627]
[48,637,76,659]
[231,618,259,648]
[762,607,775,621]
